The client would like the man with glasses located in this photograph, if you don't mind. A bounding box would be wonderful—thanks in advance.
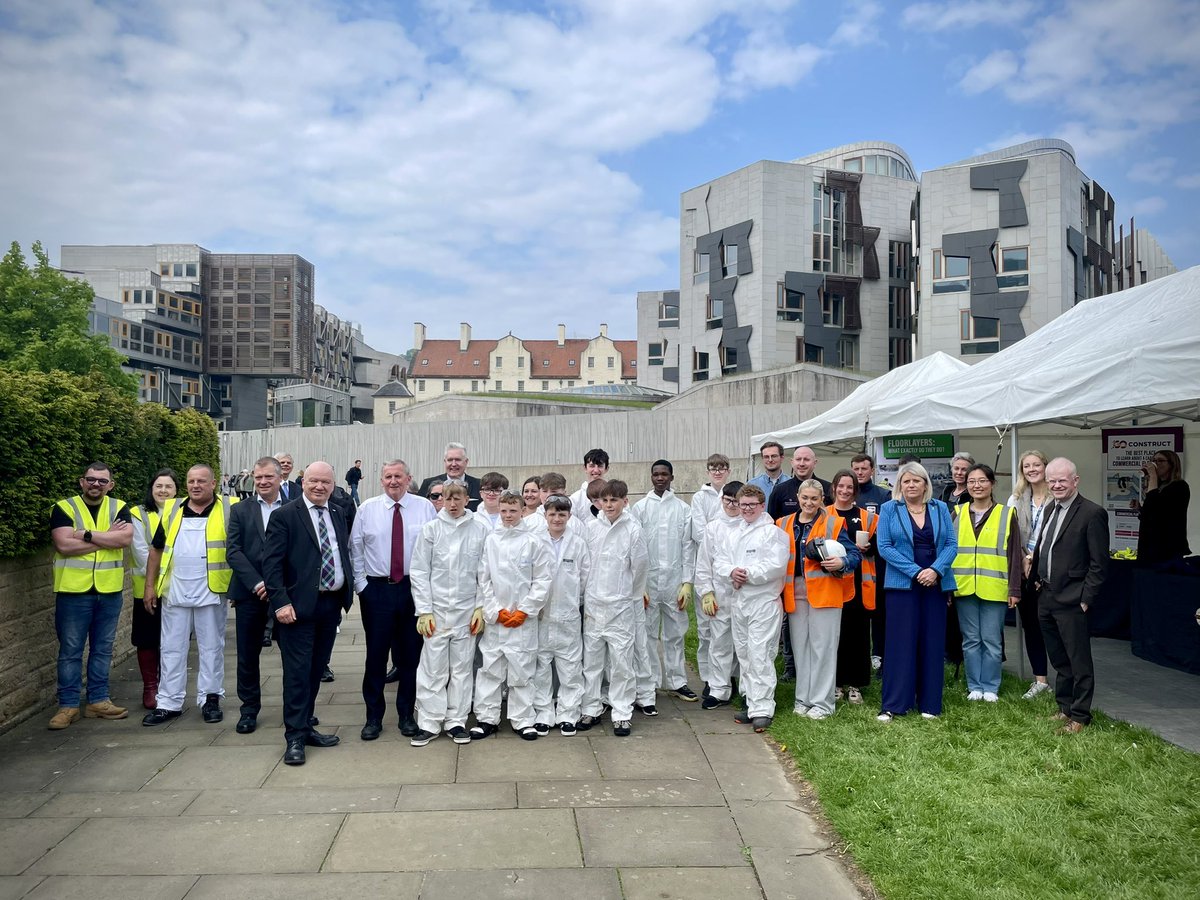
[689,454,732,696]
[418,442,482,512]
[748,441,787,498]
[48,461,134,729]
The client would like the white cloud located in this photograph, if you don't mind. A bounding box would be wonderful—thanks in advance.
[960,50,1018,94]
[1127,157,1176,183]
[1176,174,1200,190]
[902,1,1034,31]
[1131,196,1167,217]
[728,29,825,94]
[830,1,883,46]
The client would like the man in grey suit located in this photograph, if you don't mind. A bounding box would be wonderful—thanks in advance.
[226,456,286,735]
[1031,457,1108,733]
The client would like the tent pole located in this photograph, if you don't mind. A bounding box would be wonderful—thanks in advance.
[1010,425,1027,681]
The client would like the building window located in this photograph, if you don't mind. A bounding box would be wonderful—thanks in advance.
[843,156,862,173]
[495,380,502,390]
[776,283,803,322]
[543,359,550,367]
[932,249,970,293]
[542,380,549,390]
[693,252,709,285]
[494,356,502,367]
[797,340,824,364]
[471,380,478,391]
[587,357,594,368]
[421,359,428,366]
[185,263,197,277]
[569,359,576,367]
[822,290,844,326]
[443,380,450,392]
[888,241,912,281]
[445,359,453,367]
[888,286,911,330]
[388,401,396,414]
[648,342,665,366]
[706,296,723,329]
[889,336,911,370]
[721,345,737,374]
[607,357,614,368]
[813,181,857,275]
[722,243,738,277]
[692,350,710,382]
[838,335,858,369]
[996,246,1030,288]
[658,297,680,322]
[961,341,999,356]
[517,380,525,391]
[418,380,426,392]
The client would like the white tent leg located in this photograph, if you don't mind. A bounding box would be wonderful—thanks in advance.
[1010,425,1027,681]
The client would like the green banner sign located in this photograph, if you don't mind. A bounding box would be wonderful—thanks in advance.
[880,434,956,459]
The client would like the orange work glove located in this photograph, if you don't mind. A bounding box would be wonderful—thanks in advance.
[504,610,527,628]
[496,609,513,627]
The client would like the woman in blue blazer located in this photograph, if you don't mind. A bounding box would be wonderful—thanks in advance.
[876,462,958,720]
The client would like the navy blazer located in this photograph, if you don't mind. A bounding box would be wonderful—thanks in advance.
[262,498,355,617]
[876,498,959,592]
[1030,494,1108,608]
[225,495,278,605]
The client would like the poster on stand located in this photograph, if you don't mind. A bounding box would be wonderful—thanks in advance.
[1101,427,1185,554]
[874,434,956,493]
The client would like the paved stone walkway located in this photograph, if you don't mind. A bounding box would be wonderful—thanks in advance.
[0,609,863,899]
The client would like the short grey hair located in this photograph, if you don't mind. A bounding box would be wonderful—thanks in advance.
[951,451,975,464]
[253,456,282,475]
[382,459,411,475]
[444,442,467,456]
[891,462,933,504]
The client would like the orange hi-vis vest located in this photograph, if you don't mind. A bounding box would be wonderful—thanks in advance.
[776,510,854,612]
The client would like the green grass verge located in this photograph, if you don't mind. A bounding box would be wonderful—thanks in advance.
[683,617,1200,899]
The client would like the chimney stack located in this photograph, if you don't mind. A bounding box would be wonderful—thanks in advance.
[413,322,426,349]
[459,322,471,352]
[557,323,566,348]
[599,323,608,338]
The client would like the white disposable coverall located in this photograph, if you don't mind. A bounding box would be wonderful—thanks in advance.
[580,510,648,722]
[410,509,492,735]
[474,520,552,730]
[631,490,696,691]
[714,513,789,718]
[533,529,590,725]
[689,484,723,685]
[694,510,742,701]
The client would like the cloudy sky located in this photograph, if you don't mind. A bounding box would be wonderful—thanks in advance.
[1,0,1196,354]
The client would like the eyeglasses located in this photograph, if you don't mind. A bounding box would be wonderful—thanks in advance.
[738,502,762,511]
[428,493,443,500]
[83,477,111,486]
[721,496,738,505]
[965,479,991,486]
[708,465,730,472]
[480,487,502,494]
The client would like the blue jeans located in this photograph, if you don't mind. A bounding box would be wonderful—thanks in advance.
[957,595,1006,694]
[349,484,360,505]
[55,591,123,706]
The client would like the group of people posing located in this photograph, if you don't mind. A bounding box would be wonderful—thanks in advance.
[48,437,1135,766]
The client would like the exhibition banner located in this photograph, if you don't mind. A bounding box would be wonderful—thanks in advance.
[1100,426,1185,554]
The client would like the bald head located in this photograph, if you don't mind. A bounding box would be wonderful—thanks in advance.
[791,446,818,479]
[1046,457,1080,503]
[302,461,335,506]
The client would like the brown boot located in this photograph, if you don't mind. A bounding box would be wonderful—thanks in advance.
[137,649,160,709]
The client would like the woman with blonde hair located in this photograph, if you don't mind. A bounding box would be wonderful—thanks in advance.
[1010,449,1051,699]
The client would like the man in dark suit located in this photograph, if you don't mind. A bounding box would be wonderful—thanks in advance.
[1031,456,1108,733]
[417,442,482,511]
[275,453,301,503]
[262,461,353,765]
[226,456,286,735]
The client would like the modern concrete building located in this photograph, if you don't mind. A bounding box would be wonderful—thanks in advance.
[639,141,918,393]
[640,139,1177,389]
[409,322,636,400]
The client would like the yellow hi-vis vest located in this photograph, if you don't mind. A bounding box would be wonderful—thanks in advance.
[952,502,1014,602]
[155,495,236,597]
[128,505,163,599]
[53,496,128,593]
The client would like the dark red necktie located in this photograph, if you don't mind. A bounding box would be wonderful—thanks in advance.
[390,502,405,581]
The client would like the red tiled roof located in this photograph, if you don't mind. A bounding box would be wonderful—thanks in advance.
[414,340,497,377]
[523,339,588,379]
[614,340,637,379]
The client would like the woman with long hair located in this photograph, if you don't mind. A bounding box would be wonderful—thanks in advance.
[1138,449,1190,567]
[1010,449,1051,699]
[128,468,179,709]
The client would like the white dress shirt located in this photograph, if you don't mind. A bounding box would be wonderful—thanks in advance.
[256,493,283,529]
[350,491,436,591]
[303,496,345,591]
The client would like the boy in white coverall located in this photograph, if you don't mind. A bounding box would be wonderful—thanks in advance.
[689,453,732,695]
[409,484,493,747]
[631,460,698,702]
[578,480,648,737]
[533,494,589,735]
[695,480,745,710]
[714,484,789,732]
[471,491,553,741]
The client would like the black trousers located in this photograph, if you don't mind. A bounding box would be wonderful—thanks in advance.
[276,593,342,743]
[234,598,270,717]
[1017,577,1048,678]
[360,577,421,723]
[836,596,872,688]
[1038,592,1094,724]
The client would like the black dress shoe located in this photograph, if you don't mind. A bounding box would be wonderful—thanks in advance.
[384,666,400,684]
[305,730,340,748]
[142,708,182,727]
[321,666,335,683]
[361,720,382,741]
[235,714,258,734]
[261,635,272,648]
[283,738,306,766]
[202,693,223,724]
[399,715,419,737]
[309,715,320,727]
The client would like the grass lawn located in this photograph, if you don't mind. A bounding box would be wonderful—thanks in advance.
[684,611,1200,899]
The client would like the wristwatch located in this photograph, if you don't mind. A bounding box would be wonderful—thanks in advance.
[83,530,93,543]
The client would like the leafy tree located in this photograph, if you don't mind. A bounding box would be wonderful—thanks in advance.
[0,240,137,395]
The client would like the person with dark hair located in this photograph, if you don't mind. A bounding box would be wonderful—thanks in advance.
[417,443,482,511]
[953,464,1022,703]
[128,468,179,709]
[345,459,363,505]
[521,475,542,517]
[851,454,890,673]
[748,441,787,498]
[1138,449,1190,567]
[690,454,732,691]
[569,448,610,515]
[48,461,134,729]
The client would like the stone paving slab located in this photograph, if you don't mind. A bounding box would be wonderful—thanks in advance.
[144,745,281,790]
[262,742,457,788]
[184,786,399,816]
[419,867,622,900]
[32,790,198,818]
[396,782,516,811]
[21,874,198,899]
[517,777,723,808]
[0,749,91,792]
[29,815,343,876]
[0,876,44,899]
[455,733,601,781]
[0,817,83,874]
[185,872,423,899]
[752,847,864,900]
[729,798,828,852]
[576,806,749,868]
[325,809,581,872]
[619,866,765,899]
[591,733,711,780]
[49,746,183,792]
[0,793,51,818]
[699,734,798,802]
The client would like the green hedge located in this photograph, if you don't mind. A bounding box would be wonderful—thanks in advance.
[0,368,219,558]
